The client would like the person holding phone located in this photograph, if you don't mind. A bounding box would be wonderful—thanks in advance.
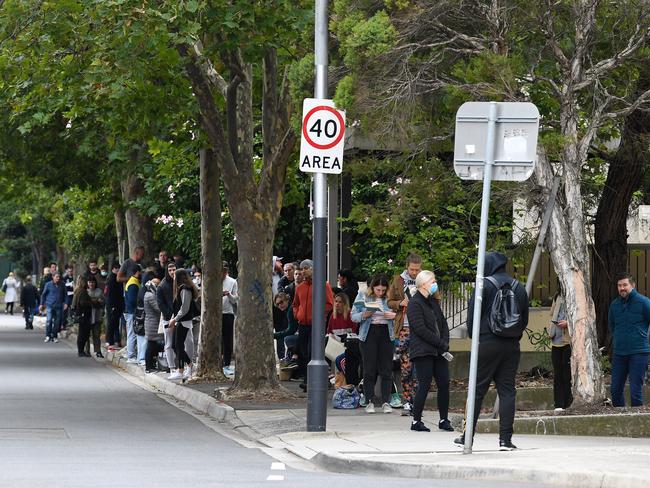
[406,270,453,432]
[548,284,572,411]
[222,261,239,377]
[352,274,396,414]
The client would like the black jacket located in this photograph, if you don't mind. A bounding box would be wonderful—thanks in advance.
[20,283,39,308]
[467,252,529,341]
[407,290,449,359]
[105,272,124,312]
[156,276,174,321]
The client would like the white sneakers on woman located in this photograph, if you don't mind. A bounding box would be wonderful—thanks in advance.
[167,370,182,380]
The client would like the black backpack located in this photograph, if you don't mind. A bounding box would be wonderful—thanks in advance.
[484,276,523,338]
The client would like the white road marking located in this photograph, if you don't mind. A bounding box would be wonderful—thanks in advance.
[266,474,285,481]
[271,462,286,471]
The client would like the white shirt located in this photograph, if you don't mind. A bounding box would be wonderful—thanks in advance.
[222,275,238,315]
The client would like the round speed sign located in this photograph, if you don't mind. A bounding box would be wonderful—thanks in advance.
[301,105,345,150]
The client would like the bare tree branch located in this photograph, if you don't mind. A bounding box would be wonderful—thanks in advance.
[574,22,650,91]
[192,40,228,99]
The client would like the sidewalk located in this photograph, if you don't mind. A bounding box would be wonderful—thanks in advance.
[41,317,650,488]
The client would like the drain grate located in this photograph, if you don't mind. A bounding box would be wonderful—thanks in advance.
[0,428,68,440]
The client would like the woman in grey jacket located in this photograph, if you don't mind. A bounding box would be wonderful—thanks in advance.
[143,278,163,373]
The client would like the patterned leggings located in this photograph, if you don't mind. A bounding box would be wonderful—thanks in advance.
[397,327,418,403]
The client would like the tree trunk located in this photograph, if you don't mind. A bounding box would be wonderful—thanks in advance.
[114,208,127,264]
[535,104,605,404]
[120,174,155,264]
[230,216,280,391]
[195,148,223,379]
[593,71,650,350]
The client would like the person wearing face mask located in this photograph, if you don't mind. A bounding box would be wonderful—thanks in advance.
[351,274,396,414]
[84,260,106,291]
[406,270,452,432]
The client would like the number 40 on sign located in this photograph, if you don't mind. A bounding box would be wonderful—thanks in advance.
[299,98,346,174]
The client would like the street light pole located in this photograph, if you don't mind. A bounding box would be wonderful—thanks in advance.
[307,0,329,432]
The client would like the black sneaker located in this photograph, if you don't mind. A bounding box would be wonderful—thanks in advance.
[410,421,430,432]
[438,419,454,431]
[96,352,104,358]
[453,436,465,446]
[499,439,518,451]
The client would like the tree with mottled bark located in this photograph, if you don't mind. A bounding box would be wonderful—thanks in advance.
[331,0,650,404]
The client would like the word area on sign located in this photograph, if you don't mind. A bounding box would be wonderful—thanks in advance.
[299,98,345,174]
[300,155,341,171]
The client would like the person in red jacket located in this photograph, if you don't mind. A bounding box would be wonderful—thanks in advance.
[292,259,334,389]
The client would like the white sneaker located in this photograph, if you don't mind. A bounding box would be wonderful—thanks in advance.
[365,403,376,414]
[183,366,192,379]
[126,358,138,364]
[554,407,564,412]
[52,338,59,343]
[167,371,182,380]
[382,402,393,414]
[44,337,50,343]
[138,360,146,366]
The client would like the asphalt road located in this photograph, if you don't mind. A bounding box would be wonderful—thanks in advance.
[0,314,553,488]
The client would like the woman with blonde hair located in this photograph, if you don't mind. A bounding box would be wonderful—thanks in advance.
[168,269,199,381]
[406,270,452,432]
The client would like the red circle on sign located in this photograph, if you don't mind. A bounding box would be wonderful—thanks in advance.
[302,105,345,150]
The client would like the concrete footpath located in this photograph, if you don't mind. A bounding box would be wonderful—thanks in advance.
[47,318,649,488]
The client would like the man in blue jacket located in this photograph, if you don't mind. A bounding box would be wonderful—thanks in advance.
[40,273,66,343]
[123,264,143,364]
[608,273,650,407]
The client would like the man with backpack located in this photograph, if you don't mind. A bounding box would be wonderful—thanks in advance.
[454,251,529,451]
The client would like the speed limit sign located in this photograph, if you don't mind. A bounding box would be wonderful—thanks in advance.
[299,98,346,174]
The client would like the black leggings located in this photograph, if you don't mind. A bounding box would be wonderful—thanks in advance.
[222,314,234,367]
[174,325,191,369]
[5,302,14,314]
[411,355,450,422]
[359,324,393,405]
[146,339,164,370]
[77,318,91,354]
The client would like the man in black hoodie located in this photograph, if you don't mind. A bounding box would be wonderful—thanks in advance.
[455,252,529,451]
[157,261,177,376]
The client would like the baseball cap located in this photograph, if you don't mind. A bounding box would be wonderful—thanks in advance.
[299,259,313,269]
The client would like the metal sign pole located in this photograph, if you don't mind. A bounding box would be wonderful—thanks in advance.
[463,101,498,454]
[525,176,561,297]
[307,0,329,432]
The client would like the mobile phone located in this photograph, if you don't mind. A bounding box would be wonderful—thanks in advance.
[551,320,559,325]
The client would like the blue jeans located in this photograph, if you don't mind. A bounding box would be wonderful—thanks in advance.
[124,313,136,360]
[137,334,147,363]
[611,353,650,407]
[45,307,63,339]
[24,306,36,327]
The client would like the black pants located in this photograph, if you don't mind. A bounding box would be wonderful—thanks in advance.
[273,308,286,359]
[106,307,122,346]
[222,314,234,367]
[5,302,14,314]
[174,325,191,369]
[412,355,450,422]
[77,318,91,354]
[359,324,393,405]
[146,339,164,370]
[552,344,573,409]
[297,324,312,380]
[344,339,361,386]
[467,338,520,442]
[90,321,101,354]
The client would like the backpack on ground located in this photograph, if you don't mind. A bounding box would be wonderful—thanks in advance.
[484,276,523,338]
[332,385,360,409]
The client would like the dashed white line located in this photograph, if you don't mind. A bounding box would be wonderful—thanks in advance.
[271,462,286,471]
[266,474,285,481]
